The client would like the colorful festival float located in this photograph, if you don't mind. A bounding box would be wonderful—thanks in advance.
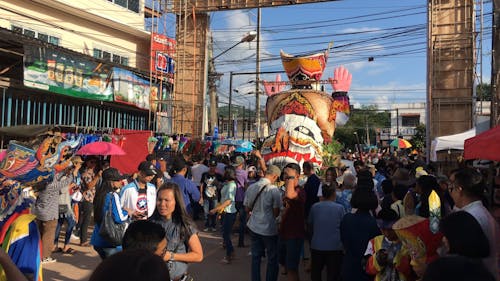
[261,44,351,169]
[0,128,80,281]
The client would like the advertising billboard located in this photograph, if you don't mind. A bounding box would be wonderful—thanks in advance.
[112,68,158,111]
[23,45,113,101]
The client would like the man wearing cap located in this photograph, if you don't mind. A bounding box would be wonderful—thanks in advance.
[168,157,201,216]
[200,158,223,231]
[244,165,282,281]
[232,155,249,247]
[120,161,157,220]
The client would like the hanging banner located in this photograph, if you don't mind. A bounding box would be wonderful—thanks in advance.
[112,68,158,111]
[23,45,113,101]
[150,33,175,83]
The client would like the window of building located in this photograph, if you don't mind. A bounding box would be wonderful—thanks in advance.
[107,0,139,13]
[93,49,102,59]
[11,25,60,46]
[112,54,121,64]
[38,33,49,42]
[11,25,23,34]
[93,48,129,66]
[222,122,228,132]
[49,36,60,46]
[401,115,420,127]
[102,51,111,61]
[23,29,36,38]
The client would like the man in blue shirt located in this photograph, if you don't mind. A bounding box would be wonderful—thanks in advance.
[308,183,345,281]
[168,157,201,215]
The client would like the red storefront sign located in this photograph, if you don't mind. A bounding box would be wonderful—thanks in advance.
[151,33,175,83]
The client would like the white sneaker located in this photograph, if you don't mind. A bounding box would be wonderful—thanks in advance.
[210,227,217,232]
[70,234,79,241]
[42,257,57,264]
[203,227,210,232]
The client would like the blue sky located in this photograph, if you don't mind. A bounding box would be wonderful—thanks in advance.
[207,0,492,110]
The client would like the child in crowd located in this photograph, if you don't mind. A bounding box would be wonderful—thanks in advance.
[365,208,414,281]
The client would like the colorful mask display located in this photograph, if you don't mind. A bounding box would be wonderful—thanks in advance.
[262,46,351,169]
[0,133,80,225]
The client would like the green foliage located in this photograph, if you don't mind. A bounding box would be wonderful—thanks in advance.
[410,123,426,149]
[476,83,491,101]
[334,105,391,149]
[319,139,344,176]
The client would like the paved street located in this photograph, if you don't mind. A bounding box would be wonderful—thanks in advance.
[43,221,310,281]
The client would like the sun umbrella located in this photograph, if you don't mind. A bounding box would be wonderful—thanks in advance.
[76,141,126,156]
[390,138,412,149]
[235,141,255,153]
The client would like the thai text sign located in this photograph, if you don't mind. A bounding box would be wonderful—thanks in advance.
[151,33,175,82]
[23,45,113,101]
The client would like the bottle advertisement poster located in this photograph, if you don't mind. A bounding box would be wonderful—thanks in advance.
[23,44,113,101]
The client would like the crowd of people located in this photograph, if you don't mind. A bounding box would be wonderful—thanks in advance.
[2,147,499,281]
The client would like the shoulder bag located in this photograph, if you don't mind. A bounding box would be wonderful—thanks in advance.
[249,184,268,216]
[99,193,126,246]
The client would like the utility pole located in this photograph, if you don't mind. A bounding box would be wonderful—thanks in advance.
[255,7,261,139]
[208,33,221,135]
[396,108,400,136]
[228,71,233,138]
[365,115,370,145]
[242,106,246,140]
[492,0,500,127]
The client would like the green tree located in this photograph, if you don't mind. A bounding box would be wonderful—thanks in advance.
[334,105,391,150]
[410,123,426,149]
[476,83,491,101]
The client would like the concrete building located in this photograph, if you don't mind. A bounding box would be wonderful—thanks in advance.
[390,102,426,138]
[1,0,150,69]
[0,0,172,132]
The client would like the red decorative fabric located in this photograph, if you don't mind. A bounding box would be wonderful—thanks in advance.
[110,129,151,175]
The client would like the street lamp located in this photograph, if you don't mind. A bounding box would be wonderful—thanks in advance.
[211,31,257,61]
[209,31,257,137]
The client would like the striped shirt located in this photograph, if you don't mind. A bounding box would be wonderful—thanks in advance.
[33,174,73,221]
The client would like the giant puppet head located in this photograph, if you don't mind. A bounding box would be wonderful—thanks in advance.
[261,46,351,169]
[0,132,80,225]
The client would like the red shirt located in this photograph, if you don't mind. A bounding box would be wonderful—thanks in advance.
[279,188,306,239]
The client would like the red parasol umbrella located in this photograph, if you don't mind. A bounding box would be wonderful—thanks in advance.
[390,138,412,149]
[76,141,126,156]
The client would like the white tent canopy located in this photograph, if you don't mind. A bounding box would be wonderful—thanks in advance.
[430,128,476,161]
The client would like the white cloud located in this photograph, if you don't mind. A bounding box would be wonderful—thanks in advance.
[372,95,390,110]
[341,27,382,34]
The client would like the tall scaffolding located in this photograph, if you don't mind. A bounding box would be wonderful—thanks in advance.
[166,0,337,137]
[427,0,475,141]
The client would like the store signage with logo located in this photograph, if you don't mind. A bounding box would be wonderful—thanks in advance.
[151,33,175,83]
